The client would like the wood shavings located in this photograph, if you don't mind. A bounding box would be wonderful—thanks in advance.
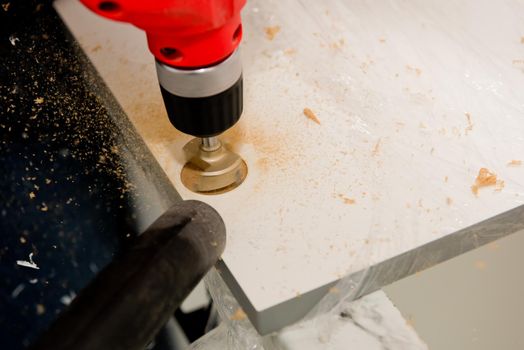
[338,194,356,205]
[330,39,345,49]
[371,138,381,156]
[464,112,473,134]
[284,48,297,55]
[91,44,102,52]
[29,191,35,199]
[446,197,453,205]
[521,37,524,44]
[2,3,10,11]
[471,168,499,195]
[264,26,280,40]
[34,97,44,104]
[329,287,340,294]
[19,236,27,244]
[230,307,247,321]
[36,304,46,315]
[303,107,320,125]
[405,65,422,76]
[16,252,40,270]
[507,159,522,167]
[474,260,486,270]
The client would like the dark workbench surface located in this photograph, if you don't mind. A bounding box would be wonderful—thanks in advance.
[0,1,180,348]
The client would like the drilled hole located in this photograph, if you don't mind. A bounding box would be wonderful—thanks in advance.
[160,47,183,61]
[233,24,242,42]
[98,1,120,12]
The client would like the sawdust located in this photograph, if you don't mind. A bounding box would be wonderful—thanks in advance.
[265,26,281,41]
[371,138,381,156]
[338,194,356,205]
[405,65,422,76]
[223,123,296,171]
[284,48,297,55]
[521,37,524,44]
[474,260,486,270]
[446,197,453,205]
[464,112,473,134]
[36,304,46,315]
[230,308,247,321]
[507,159,522,167]
[330,39,345,49]
[303,107,320,125]
[126,101,180,144]
[329,287,340,294]
[471,168,500,195]
[91,44,102,52]
[34,97,44,104]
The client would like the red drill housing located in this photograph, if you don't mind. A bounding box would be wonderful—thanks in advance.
[80,0,246,68]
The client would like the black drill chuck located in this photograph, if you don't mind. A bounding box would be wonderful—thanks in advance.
[155,49,243,138]
[159,75,243,138]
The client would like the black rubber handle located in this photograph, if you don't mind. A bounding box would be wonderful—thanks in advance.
[30,200,226,350]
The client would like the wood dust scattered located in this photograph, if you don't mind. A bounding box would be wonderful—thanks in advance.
[223,123,296,171]
[34,97,44,104]
[330,39,345,49]
[521,37,524,44]
[127,102,179,144]
[405,65,422,76]
[464,112,473,134]
[20,236,27,244]
[284,48,297,55]
[371,138,381,156]
[230,308,247,321]
[474,260,486,270]
[2,3,10,11]
[265,26,281,40]
[379,38,386,43]
[444,176,448,182]
[507,160,522,167]
[329,287,340,294]
[338,194,355,205]
[36,304,46,315]
[471,168,501,195]
[91,44,102,52]
[29,192,35,199]
[487,241,500,251]
[446,197,453,205]
[303,108,320,125]
[405,314,415,327]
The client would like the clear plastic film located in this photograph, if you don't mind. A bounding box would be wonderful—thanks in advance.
[188,268,427,349]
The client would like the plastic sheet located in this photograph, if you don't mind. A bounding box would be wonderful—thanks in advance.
[55,0,524,342]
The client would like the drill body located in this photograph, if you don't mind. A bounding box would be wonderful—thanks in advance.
[80,0,246,137]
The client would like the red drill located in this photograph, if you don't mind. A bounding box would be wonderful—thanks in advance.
[80,0,246,138]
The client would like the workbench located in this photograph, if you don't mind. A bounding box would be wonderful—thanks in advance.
[56,0,524,334]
